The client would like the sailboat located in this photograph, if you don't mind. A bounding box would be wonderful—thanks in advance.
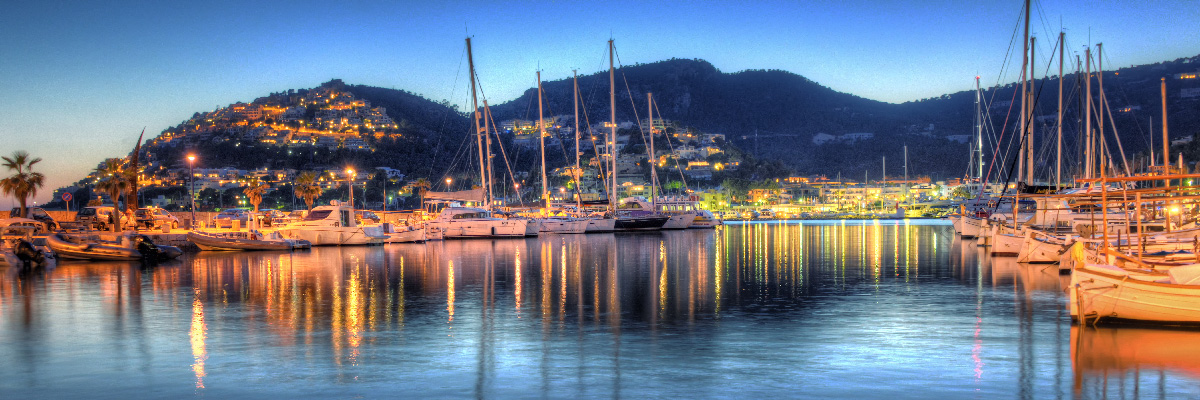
[419,38,532,239]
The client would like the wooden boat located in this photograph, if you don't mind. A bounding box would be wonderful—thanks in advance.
[187,230,310,251]
[1068,245,1200,325]
[47,232,182,261]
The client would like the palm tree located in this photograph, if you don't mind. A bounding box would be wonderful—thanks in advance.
[95,158,130,231]
[413,178,431,205]
[243,177,270,212]
[0,151,45,219]
[294,171,322,211]
[123,164,141,215]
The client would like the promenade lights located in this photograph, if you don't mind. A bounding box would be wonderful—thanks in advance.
[346,168,356,208]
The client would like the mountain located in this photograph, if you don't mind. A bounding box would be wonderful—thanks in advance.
[83,54,1200,201]
[487,55,1200,181]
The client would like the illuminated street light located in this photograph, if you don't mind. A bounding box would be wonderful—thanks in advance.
[187,154,197,228]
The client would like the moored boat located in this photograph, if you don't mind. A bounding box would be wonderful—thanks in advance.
[276,202,386,246]
[47,232,182,261]
[187,230,310,251]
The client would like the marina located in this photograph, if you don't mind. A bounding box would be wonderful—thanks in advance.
[4,221,1200,397]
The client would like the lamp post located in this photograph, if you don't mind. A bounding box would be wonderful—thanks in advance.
[346,168,356,209]
[446,177,452,190]
[187,154,196,229]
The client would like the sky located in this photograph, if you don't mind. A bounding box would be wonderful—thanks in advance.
[1,0,1196,204]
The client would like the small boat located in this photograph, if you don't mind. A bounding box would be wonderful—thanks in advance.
[0,218,54,269]
[1068,245,1200,325]
[536,217,589,234]
[382,223,439,243]
[187,230,310,251]
[47,232,182,261]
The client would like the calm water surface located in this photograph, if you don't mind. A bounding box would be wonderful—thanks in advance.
[3,220,1200,398]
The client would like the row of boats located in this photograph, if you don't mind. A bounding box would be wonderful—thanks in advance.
[266,195,721,246]
[949,173,1200,326]
[0,194,721,268]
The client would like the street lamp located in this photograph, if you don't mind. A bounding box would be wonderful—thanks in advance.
[187,154,196,229]
[346,168,356,209]
[446,177,452,189]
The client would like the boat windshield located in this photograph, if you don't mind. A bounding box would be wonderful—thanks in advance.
[451,212,488,219]
[305,210,333,221]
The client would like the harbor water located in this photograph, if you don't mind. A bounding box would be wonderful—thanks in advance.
[3,220,1200,398]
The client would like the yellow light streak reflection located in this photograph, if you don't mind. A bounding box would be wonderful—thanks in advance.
[447,260,455,323]
[189,288,207,389]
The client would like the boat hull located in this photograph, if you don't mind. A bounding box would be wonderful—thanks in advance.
[585,218,617,233]
[187,231,298,251]
[614,216,669,231]
[277,226,385,246]
[662,214,696,230]
[1070,265,1200,325]
[538,219,589,234]
[431,219,528,239]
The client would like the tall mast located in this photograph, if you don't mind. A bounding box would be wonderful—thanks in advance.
[537,71,549,211]
[1084,47,1092,179]
[484,100,494,205]
[609,39,617,210]
[466,38,486,204]
[1097,43,1106,177]
[975,76,983,180]
[903,145,909,202]
[1017,0,1030,185]
[1162,77,1169,168]
[573,70,581,209]
[1026,37,1035,184]
[648,92,659,207]
[1056,32,1064,188]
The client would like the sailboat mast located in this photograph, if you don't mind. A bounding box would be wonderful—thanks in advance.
[484,100,494,204]
[1084,47,1093,179]
[1027,37,1036,184]
[609,39,617,210]
[975,76,982,180]
[1017,0,1030,186]
[573,70,582,209]
[648,92,658,207]
[466,38,486,206]
[1097,43,1107,177]
[538,71,549,211]
[1056,32,1064,187]
[1162,77,1169,168]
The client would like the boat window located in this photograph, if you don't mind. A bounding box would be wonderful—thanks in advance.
[305,210,333,221]
[452,212,484,219]
[340,210,352,227]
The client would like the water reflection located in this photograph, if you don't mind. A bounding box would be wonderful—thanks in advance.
[0,222,1198,397]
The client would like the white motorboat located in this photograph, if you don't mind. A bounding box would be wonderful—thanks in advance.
[276,201,385,246]
[426,207,528,239]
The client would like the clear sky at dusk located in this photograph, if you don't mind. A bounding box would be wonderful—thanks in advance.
[1,0,1196,203]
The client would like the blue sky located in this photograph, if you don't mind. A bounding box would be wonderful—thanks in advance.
[1,0,1196,203]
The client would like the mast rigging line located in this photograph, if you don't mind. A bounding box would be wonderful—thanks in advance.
[651,99,690,192]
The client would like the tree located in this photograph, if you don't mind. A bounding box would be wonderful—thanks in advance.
[412,177,431,204]
[242,177,270,212]
[294,171,322,211]
[0,151,45,219]
[95,158,130,231]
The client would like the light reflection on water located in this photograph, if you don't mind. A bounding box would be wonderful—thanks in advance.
[0,220,1198,398]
